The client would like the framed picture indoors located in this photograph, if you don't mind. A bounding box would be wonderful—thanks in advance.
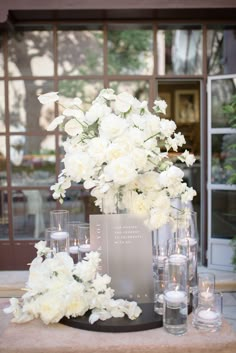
[175,89,199,123]
[158,92,171,118]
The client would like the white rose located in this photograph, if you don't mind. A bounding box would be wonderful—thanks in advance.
[87,137,109,165]
[104,156,137,185]
[63,151,95,182]
[114,92,135,113]
[159,165,184,188]
[99,114,128,140]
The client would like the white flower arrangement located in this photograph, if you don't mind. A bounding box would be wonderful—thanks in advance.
[4,241,142,325]
[38,89,196,230]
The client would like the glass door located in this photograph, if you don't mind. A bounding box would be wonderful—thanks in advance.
[207,74,236,270]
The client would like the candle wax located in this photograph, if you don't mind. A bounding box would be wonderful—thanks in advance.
[165,290,186,303]
[69,246,79,254]
[179,238,197,247]
[51,231,69,240]
[198,309,218,321]
[79,244,91,253]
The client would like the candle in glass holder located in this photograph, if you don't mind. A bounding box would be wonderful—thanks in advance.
[50,231,69,253]
[197,309,218,322]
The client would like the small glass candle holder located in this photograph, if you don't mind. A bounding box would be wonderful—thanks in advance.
[78,223,91,260]
[68,222,84,264]
[198,272,215,304]
[50,228,69,254]
[50,209,69,231]
[163,257,188,335]
[178,236,198,293]
[154,276,167,316]
[192,291,223,332]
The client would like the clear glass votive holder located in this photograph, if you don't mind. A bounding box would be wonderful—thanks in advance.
[44,227,57,258]
[50,228,69,254]
[78,223,91,260]
[198,272,215,304]
[50,209,69,231]
[177,210,198,240]
[154,276,167,316]
[178,236,198,293]
[163,284,188,336]
[192,291,223,332]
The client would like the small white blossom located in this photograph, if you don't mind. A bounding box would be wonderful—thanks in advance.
[46,115,65,131]
[64,119,83,136]
[178,150,196,167]
[153,99,168,115]
[38,92,59,104]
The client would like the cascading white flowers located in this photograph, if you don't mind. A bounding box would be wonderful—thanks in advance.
[4,242,142,325]
[38,89,196,230]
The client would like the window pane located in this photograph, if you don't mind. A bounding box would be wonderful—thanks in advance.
[61,188,91,223]
[109,81,149,101]
[0,34,4,76]
[9,80,54,131]
[0,136,6,186]
[108,25,153,75]
[212,134,236,185]
[8,26,54,77]
[58,79,104,110]
[0,81,5,132]
[212,190,236,239]
[211,78,236,128]
[207,26,236,75]
[0,189,8,239]
[58,25,103,76]
[10,135,56,186]
[13,189,53,239]
[157,28,202,75]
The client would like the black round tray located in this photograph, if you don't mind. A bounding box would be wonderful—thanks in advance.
[60,303,162,332]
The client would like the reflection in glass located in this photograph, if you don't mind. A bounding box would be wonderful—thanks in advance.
[109,81,149,101]
[58,26,103,75]
[157,29,202,75]
[0,189,8,239]
[9,80,54,131]
[108,26,153,75]
[0,34,3,76]
[207,27,236,75]
[212,134,236,185]
[211,78,236,128]
[58,80,104,110]
[13,189,54,240]
[0,80,5,132]
[212,190,236,239]
[8,27,54,77]
[10,135,56,186]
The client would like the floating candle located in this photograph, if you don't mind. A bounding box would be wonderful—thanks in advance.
[179,238,197,247]
[69,245,79,254]
[169,254,187,264]
[165,290,186,304]
[51,231,69,240]
[79,244,91,253]
[197,309,218,322]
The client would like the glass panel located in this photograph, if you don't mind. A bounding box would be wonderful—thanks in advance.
[109,81,149,101]
[157,28,202,75]
[8,27,54,77]
[0,189,8,239]
[108,25,153,75]
[0,136,6,186]
[212,190,236,239]
[0,34,4,76]
[58,79,104,110]
[212,134,236,185]
[10,135,56,186]
[207,26,236,75]
[9,80,54,131]
[58,25,103,76]
[61,188,91,223]
[13,189,54,239]
[0,81,5,132]
[211,78,236,128]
